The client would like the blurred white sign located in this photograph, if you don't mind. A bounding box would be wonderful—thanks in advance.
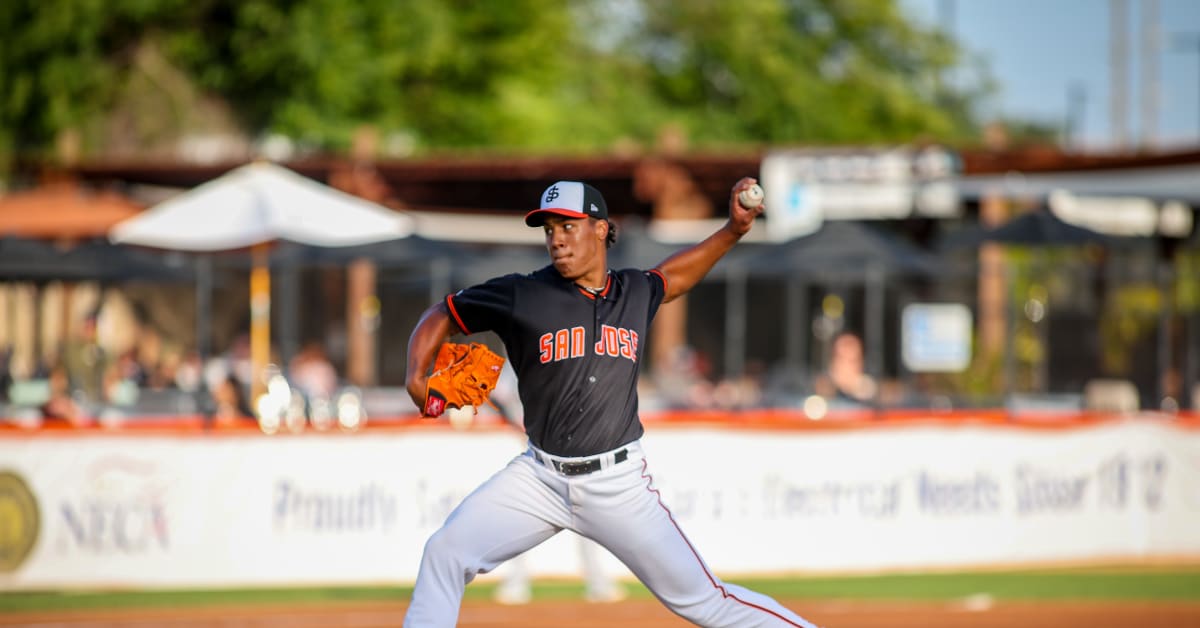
[760,154,824,242]
[1049,189,1194,238]
[1049,189,1157,237]
[902,303,972,372]
[761,147,960,242]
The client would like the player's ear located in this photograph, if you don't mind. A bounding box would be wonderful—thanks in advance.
[594,218,608,241]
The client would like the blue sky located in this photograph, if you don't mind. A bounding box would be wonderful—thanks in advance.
[902,0,1200,151]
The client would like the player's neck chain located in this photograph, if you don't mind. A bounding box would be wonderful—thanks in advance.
[578,270,610,295]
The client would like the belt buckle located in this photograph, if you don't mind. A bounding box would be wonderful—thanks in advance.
[559,460,592,476]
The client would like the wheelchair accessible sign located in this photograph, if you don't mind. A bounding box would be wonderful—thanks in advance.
[902,303,972,373]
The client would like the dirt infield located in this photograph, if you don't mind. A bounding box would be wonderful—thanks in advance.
[3,598,1199,627]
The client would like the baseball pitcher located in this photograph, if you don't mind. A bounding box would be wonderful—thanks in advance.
[403,179,818,627]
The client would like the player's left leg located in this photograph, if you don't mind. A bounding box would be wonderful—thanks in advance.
[404,454,568,628]
[575,442,820,628]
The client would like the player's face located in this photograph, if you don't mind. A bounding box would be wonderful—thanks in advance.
[542,216,606,281]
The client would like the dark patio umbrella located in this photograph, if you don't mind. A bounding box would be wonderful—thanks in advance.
[257,235,462,270]
[939,206,1111,251]
[0,236,192,282]
[455,243,551,286]
[607,221,770,272]
[744,221,942,278]
[266,237,548,286]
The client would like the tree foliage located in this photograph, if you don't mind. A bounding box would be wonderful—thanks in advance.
[622,0,987,145]
[0,0,992,161]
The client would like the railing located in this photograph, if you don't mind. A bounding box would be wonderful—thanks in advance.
[4,404,1198,435]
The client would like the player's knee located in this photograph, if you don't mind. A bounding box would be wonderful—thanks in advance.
[659,586,736,626]
[421,527,489,588]
[669,602,721,627]
[655,590,715,623]
[423,527,456,558]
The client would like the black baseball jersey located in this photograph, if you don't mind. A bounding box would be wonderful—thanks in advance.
[445,265,667,457]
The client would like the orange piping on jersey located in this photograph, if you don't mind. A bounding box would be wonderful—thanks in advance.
[648,268,667,295]
[444,294,472,335]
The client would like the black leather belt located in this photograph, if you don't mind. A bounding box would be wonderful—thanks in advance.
[537,448,628,476]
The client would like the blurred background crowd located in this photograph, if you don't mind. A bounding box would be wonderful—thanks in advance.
[0,0,1197,431]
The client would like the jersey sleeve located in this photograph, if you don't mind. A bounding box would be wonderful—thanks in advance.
[445,275,516,335]
[642,268,668,317]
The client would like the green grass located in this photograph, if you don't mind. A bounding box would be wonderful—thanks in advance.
[730,568,1200,602]
[3,567,1199,613]
[0,586,412,613]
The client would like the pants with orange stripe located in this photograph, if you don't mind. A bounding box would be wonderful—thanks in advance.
[402,440,819,628]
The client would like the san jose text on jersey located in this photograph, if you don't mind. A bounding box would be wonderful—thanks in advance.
[538,324,639,364]
[445,265,667,457]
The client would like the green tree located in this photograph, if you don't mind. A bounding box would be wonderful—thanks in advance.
[622,0,987,146]
[0,0,993,164]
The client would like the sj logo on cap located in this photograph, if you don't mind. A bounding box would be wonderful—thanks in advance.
[544,186,560,203]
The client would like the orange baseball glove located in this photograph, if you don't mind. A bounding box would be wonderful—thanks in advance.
[422,342,505,418]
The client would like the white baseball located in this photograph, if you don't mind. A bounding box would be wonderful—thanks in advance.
[738,183,764,209]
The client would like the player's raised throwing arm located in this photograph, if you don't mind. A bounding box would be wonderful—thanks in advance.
[405,302,461,413]
[654,177,764,304]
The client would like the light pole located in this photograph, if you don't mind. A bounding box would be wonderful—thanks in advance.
[1065,82,1087,151]
[1173,33,1200,141]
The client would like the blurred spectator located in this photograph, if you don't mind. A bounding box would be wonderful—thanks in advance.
[224,334,253,386]
[758,362,810,408]
[41,365,87,427]
[173,351,204,393]
[813,332,877,406]
[212,373,254,426]
[148,347,184,391]
[712,360,765,410]
[654,345,716,409]
[288,341,338,401]
[62,312,108,404]
[108,349,149,388]
[101,349,146,409]
[204,334,253,393]
[635,377,666,414]
[135,326,165,387]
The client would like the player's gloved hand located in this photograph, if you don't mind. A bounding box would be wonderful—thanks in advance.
[422,342,505,418]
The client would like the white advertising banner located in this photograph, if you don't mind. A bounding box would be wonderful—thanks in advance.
[0,418,1197,590]
[638,421,1199,573]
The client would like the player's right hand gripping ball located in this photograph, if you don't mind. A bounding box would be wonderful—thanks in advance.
[423,342,505,417]
[738,183,764,209]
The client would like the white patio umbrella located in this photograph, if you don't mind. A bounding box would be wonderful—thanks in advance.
[110,161,414,402]
[110,161,412,250]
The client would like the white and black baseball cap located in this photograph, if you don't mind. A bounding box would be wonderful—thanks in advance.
[524,181,609,227]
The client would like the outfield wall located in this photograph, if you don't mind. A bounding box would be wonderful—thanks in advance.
[1,415,1198,590]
